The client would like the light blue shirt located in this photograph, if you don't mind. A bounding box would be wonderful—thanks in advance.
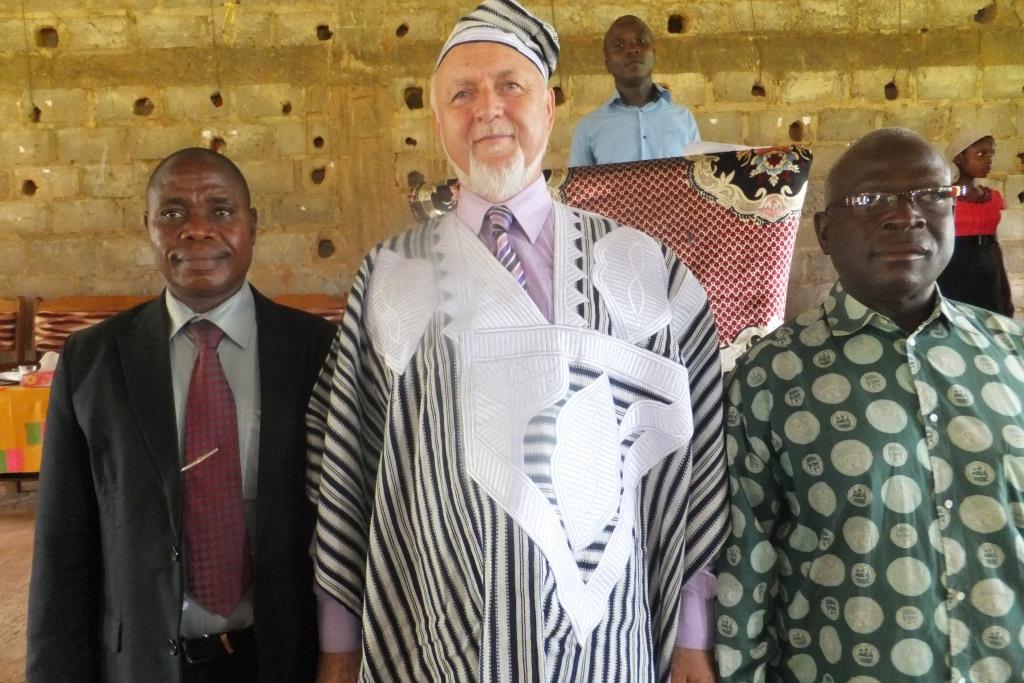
[166,283,260,637]
[568,85,700,167]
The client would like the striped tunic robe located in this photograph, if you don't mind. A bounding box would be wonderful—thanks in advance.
[306,202,730,682]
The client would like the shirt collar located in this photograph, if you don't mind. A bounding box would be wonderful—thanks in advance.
[823,281,971,338]
[165,283,256,349]
[608,83,672,108]
[455,174,553,244]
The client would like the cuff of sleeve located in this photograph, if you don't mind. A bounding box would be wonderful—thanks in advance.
[316,584,362,653]
[675,587,715,650]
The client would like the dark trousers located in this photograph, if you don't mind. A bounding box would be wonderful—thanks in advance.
[937,236,1014,317]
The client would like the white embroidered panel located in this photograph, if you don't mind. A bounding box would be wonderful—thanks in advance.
[434,217,547,337]
[551,374,621,552]
[551,204,589,329]
[364,249,438,374]
[459,326,693,644]
[592,227,672,343]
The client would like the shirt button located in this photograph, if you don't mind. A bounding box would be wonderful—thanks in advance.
[944,499,954,509]
[171,545,180,562]
[907,338,916,347]
[929,414,939,423]
[168,639,179,656]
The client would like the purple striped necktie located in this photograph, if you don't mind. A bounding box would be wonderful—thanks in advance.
[183,319,251,617]
[484,205,528,290]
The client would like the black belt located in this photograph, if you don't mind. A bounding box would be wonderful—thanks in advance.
[956,234,997,246]
[181,625,255,666]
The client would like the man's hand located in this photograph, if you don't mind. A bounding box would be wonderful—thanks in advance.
[671,646,717,683]
[316,651,360,683]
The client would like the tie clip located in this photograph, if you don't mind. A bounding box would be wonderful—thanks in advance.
[180,447,219,473]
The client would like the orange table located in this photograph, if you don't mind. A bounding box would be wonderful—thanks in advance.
[0,386,49,473]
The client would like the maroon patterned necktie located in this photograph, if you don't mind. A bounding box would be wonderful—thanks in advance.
[183,319,251,617]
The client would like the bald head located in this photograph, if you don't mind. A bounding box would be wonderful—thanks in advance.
[147,148,251,207]
[825,128,949,204]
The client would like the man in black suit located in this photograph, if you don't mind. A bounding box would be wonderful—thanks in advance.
[27,148,335,682]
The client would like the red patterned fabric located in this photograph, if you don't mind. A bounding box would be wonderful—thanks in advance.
[0,311,16,352]
[409,147,813,345]
[183,320,251,617]
[34,311,129,352]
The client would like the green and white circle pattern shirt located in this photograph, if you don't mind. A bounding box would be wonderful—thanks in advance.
[716,283,1024,683]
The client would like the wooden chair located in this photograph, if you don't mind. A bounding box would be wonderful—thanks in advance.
[0,297,22,368]
[272,293,347,326]
[32,295,154,355]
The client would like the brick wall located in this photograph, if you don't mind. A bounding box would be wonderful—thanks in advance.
[0,0,1022,318]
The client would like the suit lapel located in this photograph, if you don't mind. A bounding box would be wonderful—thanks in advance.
[252,290,300,556]
[118,295,182,535]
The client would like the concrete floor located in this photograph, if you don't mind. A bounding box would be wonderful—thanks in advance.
[0,484,35,683]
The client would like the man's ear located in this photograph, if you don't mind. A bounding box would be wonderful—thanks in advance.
[249,208,258,243]
[813,211,831,255]
[545,87,556,132]
[431,104,442,139]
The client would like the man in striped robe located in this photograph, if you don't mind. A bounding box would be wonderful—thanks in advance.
[307,2,730,681]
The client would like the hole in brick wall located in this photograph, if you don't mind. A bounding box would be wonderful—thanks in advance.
[396,23,409,37]
[667,15,685,33]
[405,137,418,146]
[313,136,325,148]
[316,24,333,40]
[35,26,59,48]
[404,86,424,109]
[884,81,899,100]
[282,101,292,114]
[22,180,38,196]
[919,27,930,33]
[788,121,805,142]
[407,170,424,188]
[311,167,326,184]
[1016,151,1024,167]
[317,239,336,259]
[751,82,766,97]
[974,2,997,23]
[133,97,155,116]
[29,104,41,122]
[1018,191,1024,205]
[209,137,226,152]
[210,91,223,108]
[553,86,566,105]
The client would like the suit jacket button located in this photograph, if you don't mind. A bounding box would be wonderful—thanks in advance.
[168,639,179,656]
[171,545,180,562]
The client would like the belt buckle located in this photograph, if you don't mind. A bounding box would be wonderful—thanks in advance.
[182,634,218,665]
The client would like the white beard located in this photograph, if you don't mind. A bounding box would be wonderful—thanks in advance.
[444,126,546,203]
[458,148,537,203]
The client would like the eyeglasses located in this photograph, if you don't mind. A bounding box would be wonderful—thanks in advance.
[825,185,965,214]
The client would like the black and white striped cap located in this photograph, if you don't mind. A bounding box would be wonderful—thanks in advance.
[436,0,560,79]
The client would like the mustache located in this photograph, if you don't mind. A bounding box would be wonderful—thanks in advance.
[472,124,515,141]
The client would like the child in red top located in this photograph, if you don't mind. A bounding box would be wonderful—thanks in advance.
[936,128,1013,316]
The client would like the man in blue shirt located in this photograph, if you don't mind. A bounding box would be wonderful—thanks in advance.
[569,15,700,167]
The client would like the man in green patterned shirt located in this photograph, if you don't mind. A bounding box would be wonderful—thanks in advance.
[716,127,1024,683]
